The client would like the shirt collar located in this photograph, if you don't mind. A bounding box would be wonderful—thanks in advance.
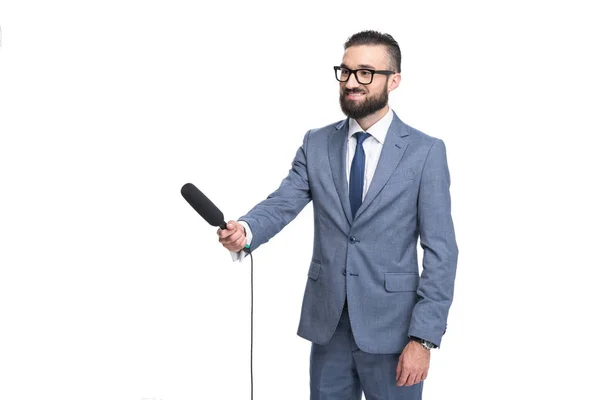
[347,107,394,144]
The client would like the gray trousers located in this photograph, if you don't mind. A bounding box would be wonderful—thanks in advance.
[309,300,423,400]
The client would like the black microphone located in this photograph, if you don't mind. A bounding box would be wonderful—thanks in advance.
[181,183,227,230]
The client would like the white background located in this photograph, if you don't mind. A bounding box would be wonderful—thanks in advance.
[1,1,599,399]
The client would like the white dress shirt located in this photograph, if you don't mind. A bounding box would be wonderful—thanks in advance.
[230,108,394,262]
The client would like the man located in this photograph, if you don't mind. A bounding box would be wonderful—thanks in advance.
[218,30,458,400]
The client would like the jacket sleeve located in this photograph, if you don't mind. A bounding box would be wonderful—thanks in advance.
[238,130,313,252]
[408,139,459,348]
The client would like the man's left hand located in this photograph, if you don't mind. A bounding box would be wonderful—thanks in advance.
[395,340,431,386]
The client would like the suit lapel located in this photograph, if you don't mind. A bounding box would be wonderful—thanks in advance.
[354,112,410,221]
[328,119,353,225]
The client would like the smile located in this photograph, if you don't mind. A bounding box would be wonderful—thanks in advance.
[346,92,365,99]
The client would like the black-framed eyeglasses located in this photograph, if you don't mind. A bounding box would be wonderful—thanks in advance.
[333,66,395,85]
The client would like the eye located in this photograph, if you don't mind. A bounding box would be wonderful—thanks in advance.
[340,68,350,76]
[358,70,372,78]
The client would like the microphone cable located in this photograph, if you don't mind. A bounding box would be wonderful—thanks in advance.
[250,250,254,400]
[245,246,254,400]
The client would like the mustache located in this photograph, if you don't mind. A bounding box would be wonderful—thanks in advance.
[344,88,365,95]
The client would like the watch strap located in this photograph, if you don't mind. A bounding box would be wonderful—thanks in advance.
[409,336,437,350]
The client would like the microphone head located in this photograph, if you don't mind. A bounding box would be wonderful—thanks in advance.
[181,183,225,227]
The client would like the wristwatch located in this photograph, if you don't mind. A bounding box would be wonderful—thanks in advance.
[409,336,437,350]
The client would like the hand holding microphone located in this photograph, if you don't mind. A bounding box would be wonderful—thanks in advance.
[217,220,247,252]
[180,182,248,252]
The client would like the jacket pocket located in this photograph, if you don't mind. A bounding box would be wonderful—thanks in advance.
[308,261,321,280]
[384,272,419,292]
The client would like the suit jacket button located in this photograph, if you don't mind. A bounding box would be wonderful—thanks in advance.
[342,268,347,276]
[349,236,356,244]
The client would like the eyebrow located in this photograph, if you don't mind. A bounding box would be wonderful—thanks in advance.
[340,63,377,70]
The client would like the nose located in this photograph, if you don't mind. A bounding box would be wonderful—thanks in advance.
[344,71,361,90]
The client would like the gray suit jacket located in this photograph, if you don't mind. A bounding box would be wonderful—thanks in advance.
[240,111,458,353]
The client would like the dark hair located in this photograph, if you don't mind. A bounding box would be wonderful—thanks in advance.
[344,30,401,73]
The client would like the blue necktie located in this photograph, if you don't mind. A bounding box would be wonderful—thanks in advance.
[349,131,370,219]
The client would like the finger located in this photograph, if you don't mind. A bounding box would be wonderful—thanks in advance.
[404,372,415,387]
[219,234,238,246]
[233,236,246,251]
[226,229,243,243]
[397,369,410,386]
[224,239,240,251]
[237,236,247,250]
[227,224,246,240]
[414,372,422,385]
[409,373,419,386]
[222,235,242,249]
[226,221,239,231]
[218,221,239,235]
[223,234,246,252]
[218,229,231,239]
[396,356,403,382]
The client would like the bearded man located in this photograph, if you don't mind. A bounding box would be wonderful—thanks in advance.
[218,30,459,400]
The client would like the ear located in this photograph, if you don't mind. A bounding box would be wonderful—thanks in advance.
[388,73,401,92]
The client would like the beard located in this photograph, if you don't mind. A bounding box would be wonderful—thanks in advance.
[339,85,388,120]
